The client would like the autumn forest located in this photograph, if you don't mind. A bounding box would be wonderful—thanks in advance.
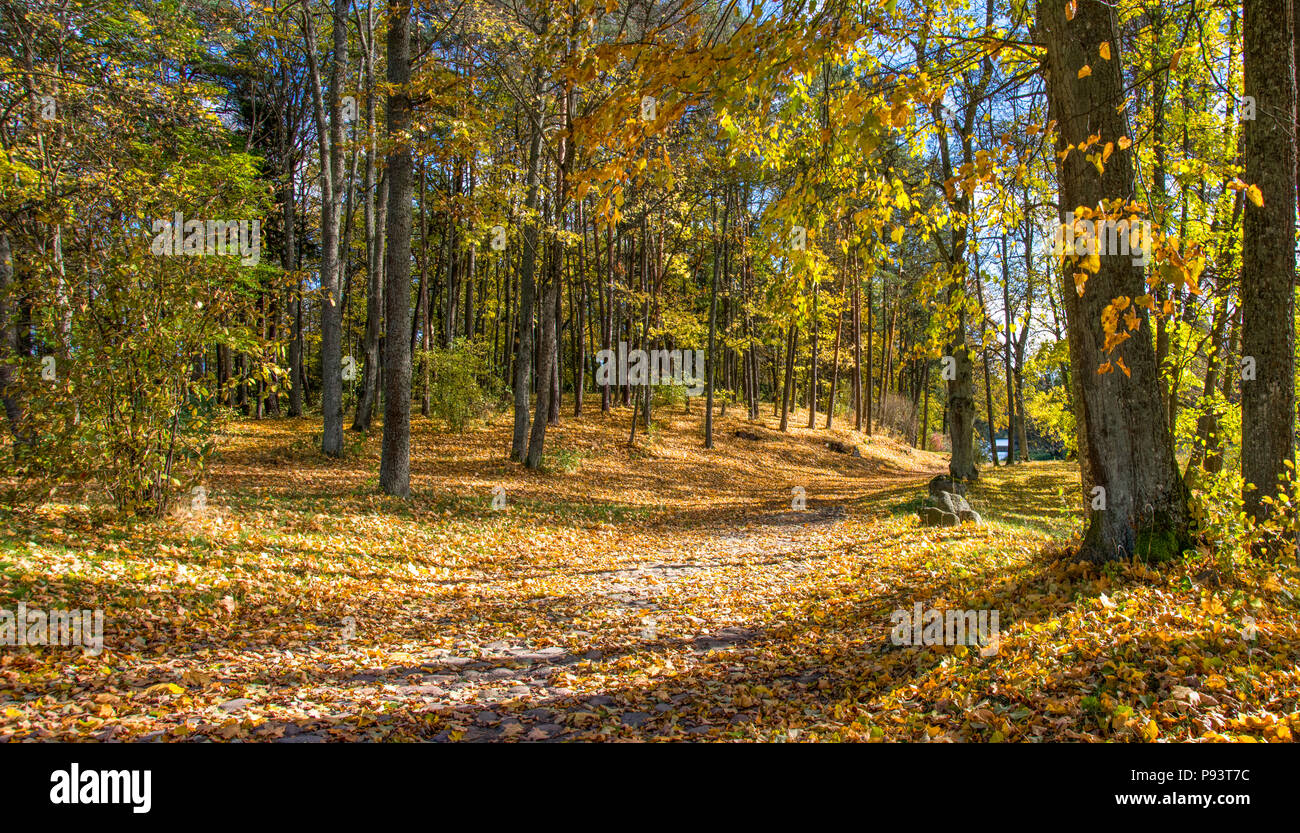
[1,0,1298,762]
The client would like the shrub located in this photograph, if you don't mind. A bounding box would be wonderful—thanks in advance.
[1,136,270,517]
[877,392,917,439]
[416,337,507,430]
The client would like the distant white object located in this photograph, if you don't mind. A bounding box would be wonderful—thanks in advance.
[994,438,1009,462]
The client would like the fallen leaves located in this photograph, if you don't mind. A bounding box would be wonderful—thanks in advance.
[1,413,1298,743]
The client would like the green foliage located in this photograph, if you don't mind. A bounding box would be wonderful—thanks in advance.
[0,14,272,519]
[416,337,507,430]
[1024,339,1076,457]
[1190,465,1300,566]
[540,447,586,474]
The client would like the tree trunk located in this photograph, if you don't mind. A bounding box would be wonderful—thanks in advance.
[0,233,23,447]
[304,0,350,457]
[1242,0,1297,542]
[864,263,873,434]
[353,16,385,432]
[378,0,413,497]
[511,78,546,462]
[1002,236,1017,465]
[705,199,722,448]
[827,269,845,428]
[780,321,796,431]
[1038,0,1190,561]
[807,277,818,428]
[526,264,558,468]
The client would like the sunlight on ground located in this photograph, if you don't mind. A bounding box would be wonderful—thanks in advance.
[2,407,1297,742]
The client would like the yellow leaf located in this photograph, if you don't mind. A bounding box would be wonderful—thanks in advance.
[1066,0,1077,20]
[1099,42,1111,60]
[145,683,185,697]
[1077,65,1092,79]
[890,225,904,244]
[1246,184,1263,207]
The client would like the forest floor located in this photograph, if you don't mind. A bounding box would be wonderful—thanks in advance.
[2,403,1299,742]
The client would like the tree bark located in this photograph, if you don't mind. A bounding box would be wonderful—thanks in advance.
[354,10,385,431]
[511,82,546,462]
[304,0,351,456]
[1038,0,1190,561]
[705,198,723,447]
[780,321,796,431]
[1242,0,1297,542]
[378,0,413,497]
[827,268,845,428]
[807,276,819,428]
[0,232,23,447]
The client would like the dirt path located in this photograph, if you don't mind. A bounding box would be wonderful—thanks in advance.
[272,471,938,742]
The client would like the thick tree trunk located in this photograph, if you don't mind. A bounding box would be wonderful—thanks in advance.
[511,90,545,462]
[1242,0,1297,542]
[1038,0,1189,561]
[378,0,413,497]
[947,341,978,480]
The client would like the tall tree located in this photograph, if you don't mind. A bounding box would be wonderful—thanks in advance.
[510,54,547,462]
[378,0,412,497]
[353,1,385,432]
[1038,0,1189,561]
[1241,0,1297,546]
[303,0,351,456]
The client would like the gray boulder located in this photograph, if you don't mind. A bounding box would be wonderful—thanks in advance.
[918,484,980,527]
[923,506,960,527]
[928,474,968,498]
